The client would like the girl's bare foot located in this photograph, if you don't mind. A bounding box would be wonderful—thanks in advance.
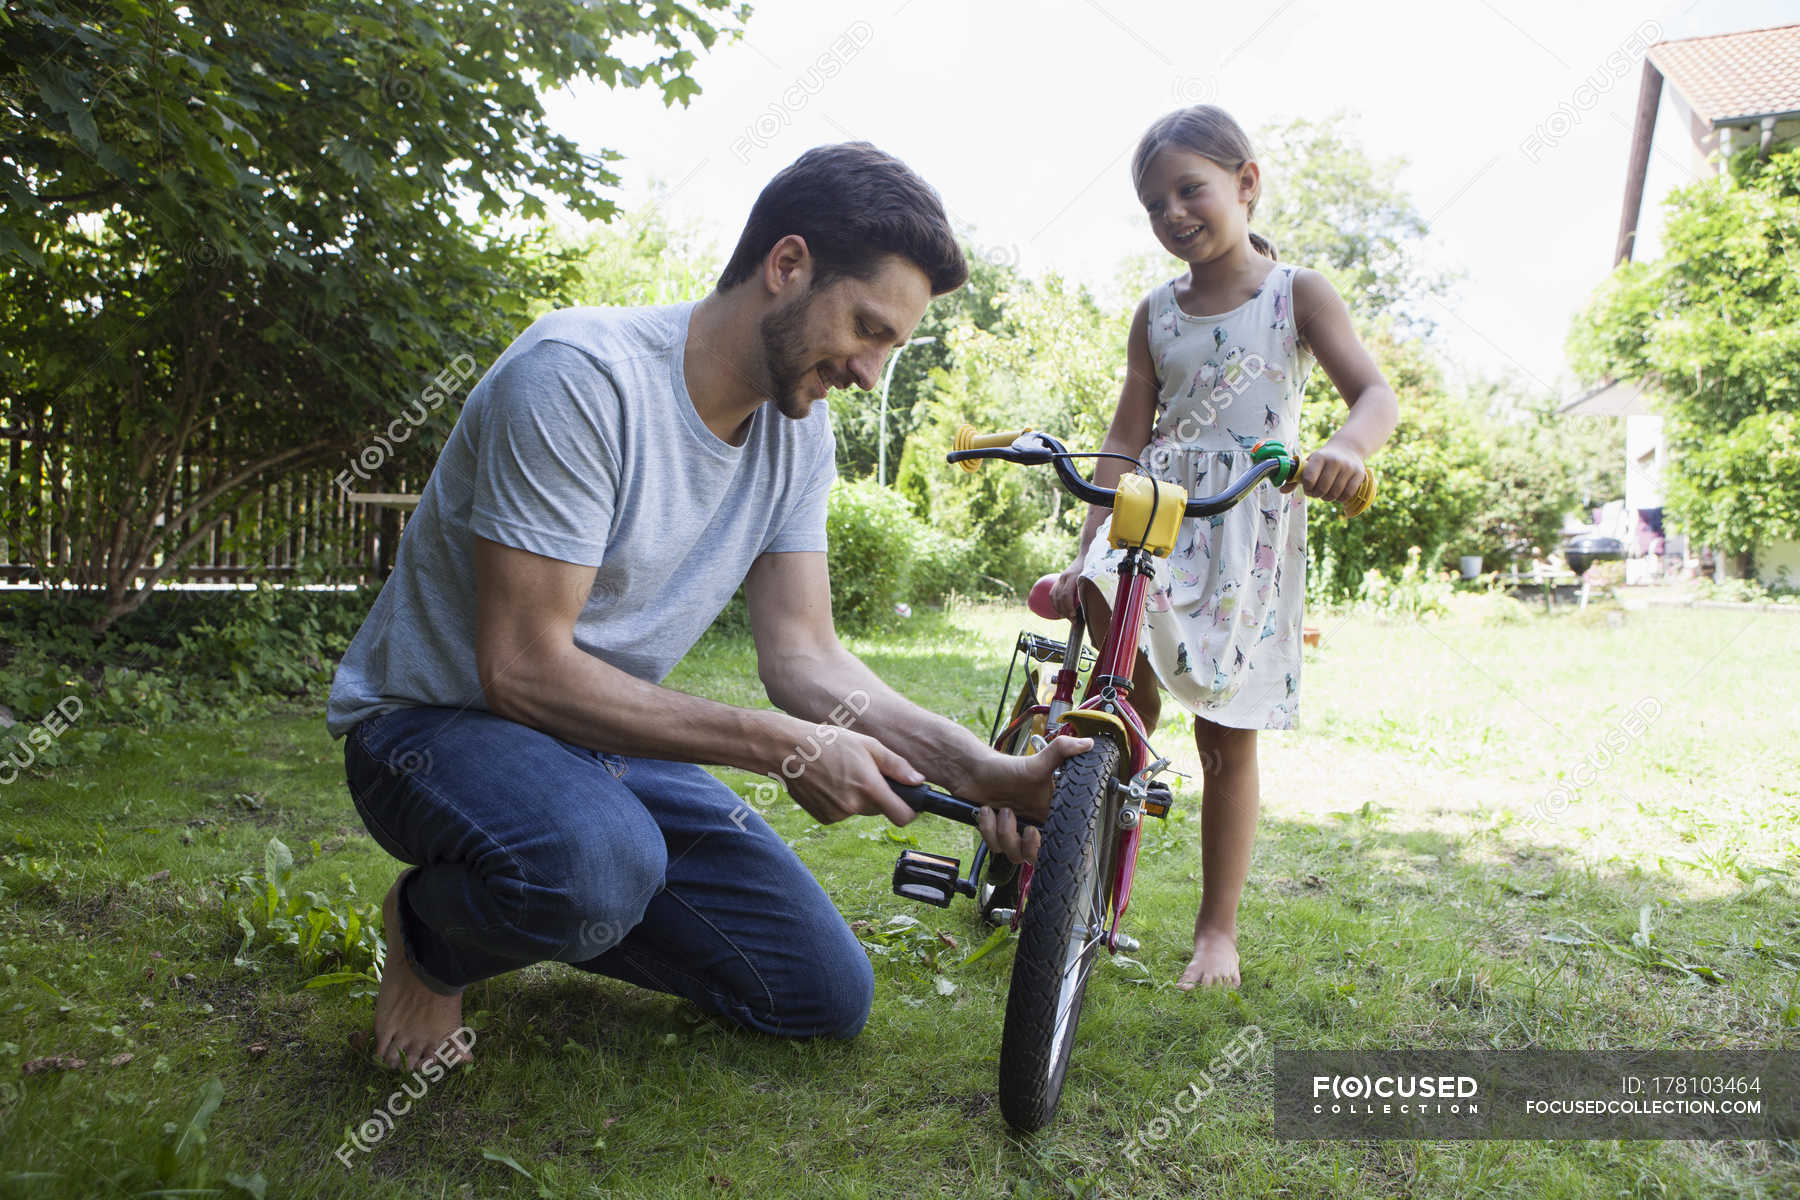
[361,870,473,1072]
[1176,926,1240,989]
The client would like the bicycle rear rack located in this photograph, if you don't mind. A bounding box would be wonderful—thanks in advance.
[1014,630,1095,669]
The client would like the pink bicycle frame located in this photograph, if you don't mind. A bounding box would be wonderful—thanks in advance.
[1004,553,1159,951]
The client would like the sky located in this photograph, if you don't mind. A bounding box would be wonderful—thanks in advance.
[539,0,1800,398]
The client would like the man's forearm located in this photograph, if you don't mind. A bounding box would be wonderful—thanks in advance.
[764,642,1002,802]
[482,643,812,777]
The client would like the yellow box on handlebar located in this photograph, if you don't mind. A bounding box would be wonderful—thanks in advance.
[1108,474,1186,556]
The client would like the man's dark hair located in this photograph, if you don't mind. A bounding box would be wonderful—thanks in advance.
[718,142,968,296]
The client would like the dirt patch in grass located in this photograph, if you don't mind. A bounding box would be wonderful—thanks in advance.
[30,875,197,941]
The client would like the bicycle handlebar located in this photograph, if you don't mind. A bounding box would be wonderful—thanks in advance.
[947,427,1375,518]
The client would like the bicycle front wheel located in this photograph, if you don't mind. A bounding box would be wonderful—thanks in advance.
[998,731,1123,1131]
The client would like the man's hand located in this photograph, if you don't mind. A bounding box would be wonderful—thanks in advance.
[972,733,1093,821]
[970,732,1096,865]
[978,805,1041,866]
[782,727,925,827]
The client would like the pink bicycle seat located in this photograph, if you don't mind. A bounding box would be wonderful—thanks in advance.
[1028,573,1063,622]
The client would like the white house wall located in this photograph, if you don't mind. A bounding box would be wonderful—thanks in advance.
[1625,413,1665,510]
[1759,538,1800,589]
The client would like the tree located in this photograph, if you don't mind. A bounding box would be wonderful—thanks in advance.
[552,192,722,314]
[0,0,744,627]
[1462,377,1623,570]
[897,274,1131,593]
[1256,112,1457,336]
[1568,145,1800,568]
[829,247,1021,482]
[1247,114,1475,596]
[1299,321,1485,600]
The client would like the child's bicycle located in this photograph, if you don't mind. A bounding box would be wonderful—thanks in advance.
[883,426,1374,1132]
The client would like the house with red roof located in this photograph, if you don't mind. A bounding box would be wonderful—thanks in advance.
[1563,23,1800,587]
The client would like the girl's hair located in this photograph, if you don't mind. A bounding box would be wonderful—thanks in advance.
[1131,105,1277,261]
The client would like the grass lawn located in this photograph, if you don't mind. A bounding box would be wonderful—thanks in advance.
[2,593,1797,1198]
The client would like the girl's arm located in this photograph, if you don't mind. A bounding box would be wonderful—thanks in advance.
[1075,297,1160,552]
[1291,268,1400,504]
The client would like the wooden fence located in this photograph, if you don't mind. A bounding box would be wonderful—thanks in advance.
[0,419,412,587]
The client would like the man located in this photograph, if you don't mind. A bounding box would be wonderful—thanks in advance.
[325,142,1089,1072]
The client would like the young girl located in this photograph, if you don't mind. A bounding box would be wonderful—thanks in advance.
[1048,105,1399,989]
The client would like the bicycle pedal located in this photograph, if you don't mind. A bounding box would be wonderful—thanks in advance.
[892,850,972,908]
[1142,780,1175,819]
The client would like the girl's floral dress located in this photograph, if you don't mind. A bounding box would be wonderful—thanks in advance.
[1080,263,1313,729]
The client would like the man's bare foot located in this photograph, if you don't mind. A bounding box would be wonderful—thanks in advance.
[362,870,472,1072]
[1176,926,1240,990]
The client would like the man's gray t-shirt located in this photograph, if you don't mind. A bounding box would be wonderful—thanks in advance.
[325,300,835,738]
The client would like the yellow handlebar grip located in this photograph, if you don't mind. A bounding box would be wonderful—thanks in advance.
[1296,455,1377,518]
[952,425,1032,473]
[1343,469,1377,518]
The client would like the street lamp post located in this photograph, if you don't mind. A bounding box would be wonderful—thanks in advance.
[877,336,936,487]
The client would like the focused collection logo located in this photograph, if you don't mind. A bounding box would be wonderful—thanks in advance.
[1278,1050,1796,1140]
[1311,1073,1481,1115]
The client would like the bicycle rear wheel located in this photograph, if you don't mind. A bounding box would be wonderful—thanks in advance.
[997,732,1123,1131]
[977,665,1048,922]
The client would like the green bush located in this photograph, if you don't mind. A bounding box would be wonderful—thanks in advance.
[827,479,922,631]
[906,523,981,604]
[1699,576,1800,605]
[697,486,978,643]
[1017,524,1078,596]
[1456,585,1533,625]
[1357,546,1453,619]
[0,584,375,771]
[895,413,1078,599]
[1302,327,1485,603]
[1670,409,1800,560]
[1460,387,1623,571]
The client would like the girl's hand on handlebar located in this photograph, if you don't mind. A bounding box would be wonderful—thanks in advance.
[1048,559,1086,621]
[1287,441,1366,505]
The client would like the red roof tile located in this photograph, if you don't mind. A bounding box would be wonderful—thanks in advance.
[1648,23,1800,126]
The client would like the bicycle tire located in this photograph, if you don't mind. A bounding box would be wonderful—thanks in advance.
[997,731,1123,1131]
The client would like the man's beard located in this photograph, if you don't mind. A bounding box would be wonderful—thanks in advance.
[758,291,819,419]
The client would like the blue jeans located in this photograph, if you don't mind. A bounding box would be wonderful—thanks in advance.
[342,704,873,1038]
